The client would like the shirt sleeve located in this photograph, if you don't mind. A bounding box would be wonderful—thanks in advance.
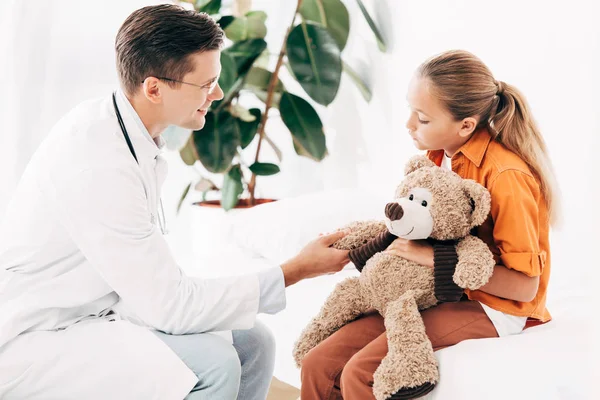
[46,166,260,335]
[257,266,286,314]
[489,169,547,277]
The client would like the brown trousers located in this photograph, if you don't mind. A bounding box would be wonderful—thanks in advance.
[299,299,498,400]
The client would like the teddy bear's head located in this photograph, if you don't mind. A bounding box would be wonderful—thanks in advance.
[384,155,491,241]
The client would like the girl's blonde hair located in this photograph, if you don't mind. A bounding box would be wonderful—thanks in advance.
[417,50,560,225]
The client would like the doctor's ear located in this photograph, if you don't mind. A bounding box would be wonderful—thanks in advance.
[141,77,163,104]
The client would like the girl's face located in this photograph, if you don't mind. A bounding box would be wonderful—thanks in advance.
[405,76,476,156]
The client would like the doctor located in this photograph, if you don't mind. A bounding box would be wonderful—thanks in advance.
[0,4,349,400]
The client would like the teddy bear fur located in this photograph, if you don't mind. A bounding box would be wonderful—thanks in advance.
[293,155,496,400]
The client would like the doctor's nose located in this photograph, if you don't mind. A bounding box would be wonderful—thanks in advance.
[209,83,224,101]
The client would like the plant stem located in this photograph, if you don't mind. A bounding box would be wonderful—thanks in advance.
[248,0,303,205]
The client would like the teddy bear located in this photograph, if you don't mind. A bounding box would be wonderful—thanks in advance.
[293,155,496,400]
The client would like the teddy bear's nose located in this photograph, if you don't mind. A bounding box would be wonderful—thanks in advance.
[385,202,404,221]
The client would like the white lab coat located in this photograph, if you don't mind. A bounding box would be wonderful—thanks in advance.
[0,91,261,399]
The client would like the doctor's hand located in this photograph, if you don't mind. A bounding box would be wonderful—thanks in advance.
[280,231,350,287]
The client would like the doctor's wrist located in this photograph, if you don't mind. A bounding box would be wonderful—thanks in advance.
[280,257,307,287]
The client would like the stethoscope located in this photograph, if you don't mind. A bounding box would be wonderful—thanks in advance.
[112,92,168,235]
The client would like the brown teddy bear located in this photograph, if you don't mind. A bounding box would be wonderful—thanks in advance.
[293,155,496,400]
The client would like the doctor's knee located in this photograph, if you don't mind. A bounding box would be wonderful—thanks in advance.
[212,342,242,391]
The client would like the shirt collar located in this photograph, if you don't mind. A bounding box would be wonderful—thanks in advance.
[429,128,492,168]
[114,89,166,162]
[455,128,492,167]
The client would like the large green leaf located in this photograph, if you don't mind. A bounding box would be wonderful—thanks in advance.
[279,92,327,161]
[225,39,268,76]
[299,0,350,51]
[221,165,244,211]
[192,111,240,173]
[245,67,284,92]
[249,162,280,176]
[217,15,235,30]
[355,0,387,52]
[287,22,342,106]
[233,108,261,149]
[219,52,237,96]
[245,67,284,106]
[196,0,221,14]
[179,137,198,166]
[224,13,268,42]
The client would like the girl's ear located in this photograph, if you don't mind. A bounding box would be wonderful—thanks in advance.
[458,117,478,138]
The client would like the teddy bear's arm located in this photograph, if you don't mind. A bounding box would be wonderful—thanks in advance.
[453,235,496,290]
[331,220,389,251]
[348,231,397,272]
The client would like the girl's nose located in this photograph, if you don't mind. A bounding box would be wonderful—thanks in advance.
[405,115,416,132]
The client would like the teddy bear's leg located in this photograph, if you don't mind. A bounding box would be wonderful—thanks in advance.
[293,277,369,368]
[372,290,438,400]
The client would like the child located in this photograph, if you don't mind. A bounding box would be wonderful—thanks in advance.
[300,50,558,400]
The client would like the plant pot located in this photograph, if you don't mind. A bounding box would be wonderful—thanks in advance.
[189,198,277,264]
[195,198,277,209]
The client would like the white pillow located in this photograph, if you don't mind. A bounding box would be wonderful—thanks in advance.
[230,187,394,269]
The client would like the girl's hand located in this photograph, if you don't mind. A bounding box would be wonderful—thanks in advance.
[385,238,434,268]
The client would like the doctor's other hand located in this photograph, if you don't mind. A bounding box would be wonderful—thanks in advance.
[281,231,350,287]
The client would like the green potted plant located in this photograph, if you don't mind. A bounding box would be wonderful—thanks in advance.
[176,0,386,211]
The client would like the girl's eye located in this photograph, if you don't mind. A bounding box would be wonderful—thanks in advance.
[418,118,430,124]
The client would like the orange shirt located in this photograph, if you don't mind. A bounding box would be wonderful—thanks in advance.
[427,129,551,322]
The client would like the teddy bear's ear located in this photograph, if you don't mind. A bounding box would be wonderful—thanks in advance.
[404,155,437,176]
[462,179,491,228]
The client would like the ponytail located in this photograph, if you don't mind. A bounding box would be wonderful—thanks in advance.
[490,81,560,225]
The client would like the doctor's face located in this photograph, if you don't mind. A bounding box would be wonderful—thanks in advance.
[161,50,224,131]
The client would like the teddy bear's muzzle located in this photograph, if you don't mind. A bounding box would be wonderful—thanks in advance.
[385,202,404,221]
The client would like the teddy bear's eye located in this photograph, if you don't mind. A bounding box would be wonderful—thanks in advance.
[409,194,414,201]
[421,200,428,207]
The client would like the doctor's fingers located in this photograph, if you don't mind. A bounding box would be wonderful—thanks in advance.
[319,230,349,246]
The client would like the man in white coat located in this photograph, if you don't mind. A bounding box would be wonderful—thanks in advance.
[0,5,350,400]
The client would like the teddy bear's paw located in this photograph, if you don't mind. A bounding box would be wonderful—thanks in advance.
[292,338,313,368]
[292,346,306,368]
[292,327,323,368]
[373,364,435,400]
[386,382,436,400]
[373,351,438,400]
[372,355,404,400]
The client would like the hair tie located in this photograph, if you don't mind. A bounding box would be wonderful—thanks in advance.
[495,80,505,96]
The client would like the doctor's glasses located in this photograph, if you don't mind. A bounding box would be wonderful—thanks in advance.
[155,76,220,94]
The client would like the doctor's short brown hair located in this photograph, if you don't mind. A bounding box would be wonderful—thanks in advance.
[115,4,224,95]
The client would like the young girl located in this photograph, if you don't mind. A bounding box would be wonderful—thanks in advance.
[300,50,558,399]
